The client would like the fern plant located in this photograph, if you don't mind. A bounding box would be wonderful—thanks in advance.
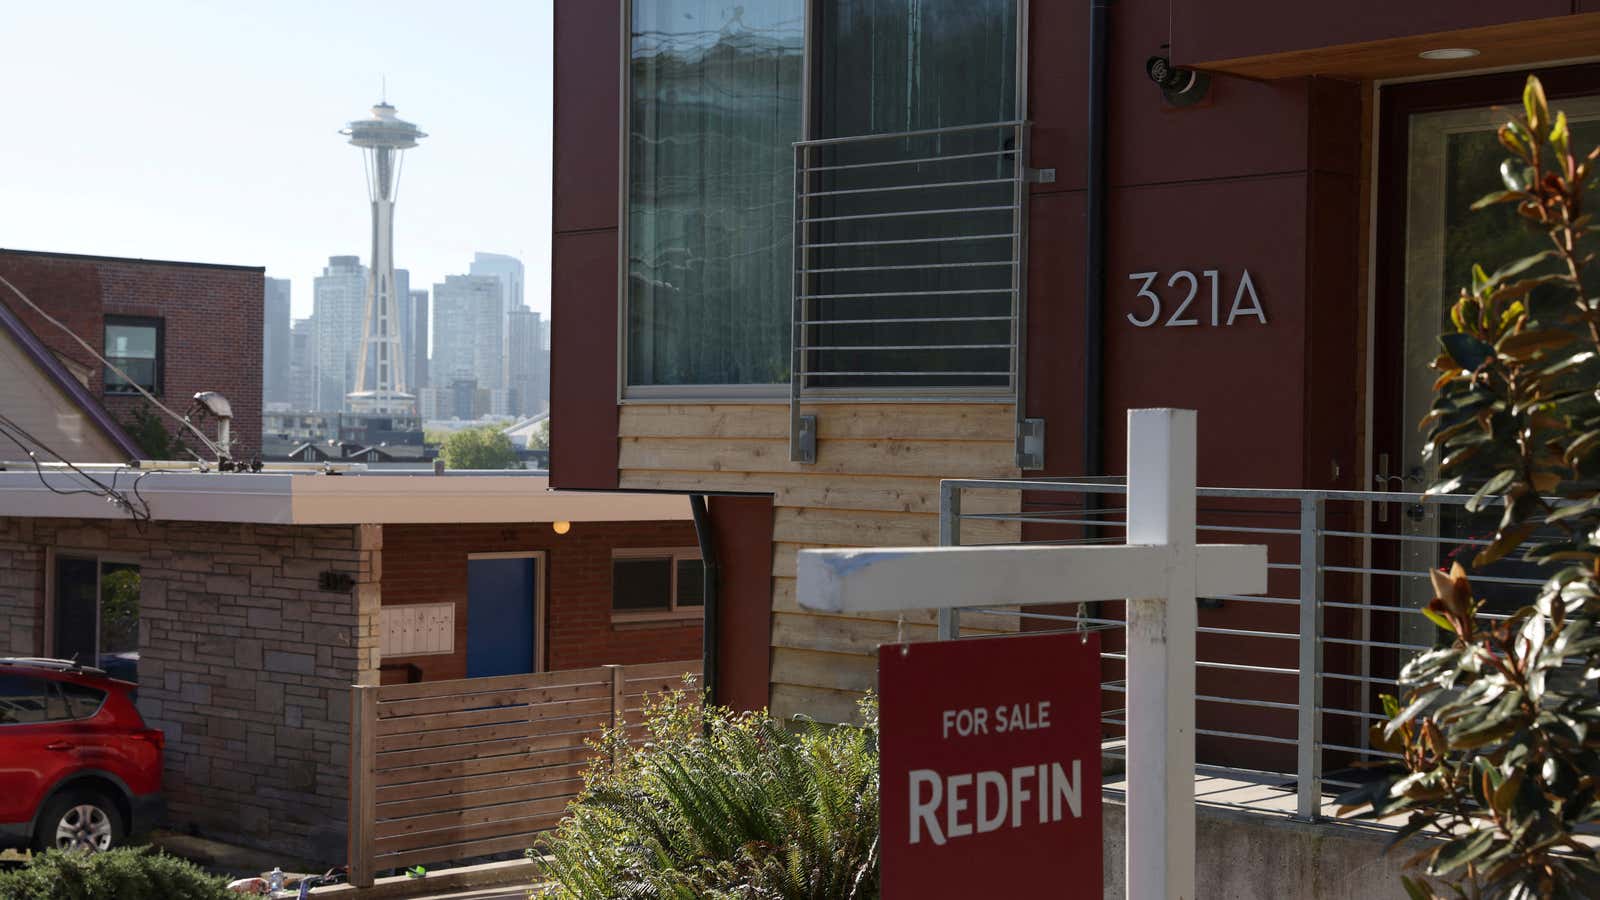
[534,686,880,899]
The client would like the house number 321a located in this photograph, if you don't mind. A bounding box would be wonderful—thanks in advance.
[1126,270,1268,328]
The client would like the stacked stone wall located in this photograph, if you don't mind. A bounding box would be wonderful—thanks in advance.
[0,517,378,862]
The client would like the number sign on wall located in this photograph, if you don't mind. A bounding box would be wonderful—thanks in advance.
[1126,269,1267,328]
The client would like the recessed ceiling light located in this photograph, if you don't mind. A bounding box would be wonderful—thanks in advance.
[1419,48,1480,61]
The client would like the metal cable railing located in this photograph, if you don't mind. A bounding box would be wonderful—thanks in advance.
[937,478,1547,827]
[789,121,1030,463]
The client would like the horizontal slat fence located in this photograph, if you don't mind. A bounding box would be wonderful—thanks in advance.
[348,660,701,887]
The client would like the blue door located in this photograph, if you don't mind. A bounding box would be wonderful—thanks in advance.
[466,556,539,677]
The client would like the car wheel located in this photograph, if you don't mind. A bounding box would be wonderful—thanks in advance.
[32,790,125,854]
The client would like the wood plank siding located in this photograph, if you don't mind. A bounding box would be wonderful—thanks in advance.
[618,402,1020,722]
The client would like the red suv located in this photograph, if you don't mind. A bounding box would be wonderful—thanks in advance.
[0,658,163,853]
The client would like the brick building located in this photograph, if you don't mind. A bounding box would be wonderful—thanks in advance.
[0,470,699,862]
[0,249,265,459]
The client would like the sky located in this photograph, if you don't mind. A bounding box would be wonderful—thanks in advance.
[0,0,554,322]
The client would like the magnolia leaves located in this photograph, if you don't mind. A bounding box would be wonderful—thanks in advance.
[1423,75,1600,572]
[1350,77,1600,900]
[1425,563,1478,641]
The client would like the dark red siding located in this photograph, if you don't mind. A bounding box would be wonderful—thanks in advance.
[549,231,621,490]
[707,495,774,713]
[550,0,623,490]
[0,250,264,458]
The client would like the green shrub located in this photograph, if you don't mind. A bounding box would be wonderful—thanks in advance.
[534,687,880,899]
[0,847,233,900]
[1341,76,1600,899]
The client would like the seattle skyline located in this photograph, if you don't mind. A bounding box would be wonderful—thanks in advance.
[0,1,554,321]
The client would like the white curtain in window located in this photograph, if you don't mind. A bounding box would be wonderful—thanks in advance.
[627,0,804,387]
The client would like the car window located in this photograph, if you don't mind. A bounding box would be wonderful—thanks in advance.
[58,682,107,719]
[0,673,66,724]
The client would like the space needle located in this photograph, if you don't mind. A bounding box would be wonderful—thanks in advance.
[342,98,425,415]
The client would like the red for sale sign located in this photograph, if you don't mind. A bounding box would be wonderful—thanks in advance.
[878,631,1102,898]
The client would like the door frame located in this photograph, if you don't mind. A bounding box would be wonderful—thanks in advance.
[1372,61,1600,498]
[1364,62,1600,672]
[465,551,548,673]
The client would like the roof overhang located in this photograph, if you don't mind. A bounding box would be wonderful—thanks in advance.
[0,471,693,525]
[1189,13,1600,81]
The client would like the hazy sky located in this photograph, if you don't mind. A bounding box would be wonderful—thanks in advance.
[0,1,554,321]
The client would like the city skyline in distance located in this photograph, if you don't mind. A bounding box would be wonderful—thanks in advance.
[0,1,554,321]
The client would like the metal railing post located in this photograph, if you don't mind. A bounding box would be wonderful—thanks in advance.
[937,481,962,640]
[1296,495,1325,821]
[789,142,813,463]
[605,664,626,771]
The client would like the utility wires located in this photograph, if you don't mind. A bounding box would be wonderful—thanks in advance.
[0,273,226,460]
[0,412,151,525]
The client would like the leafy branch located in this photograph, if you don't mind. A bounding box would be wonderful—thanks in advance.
[1345,76,1600,900]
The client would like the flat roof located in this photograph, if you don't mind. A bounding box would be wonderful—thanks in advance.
[0,470,692,526]
[0,247,265,273]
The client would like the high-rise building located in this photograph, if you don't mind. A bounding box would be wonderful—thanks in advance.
[288,317,318,412]
[408,288,429,389]
[507,307,546,417]
[262,277,291,406]
[469,252,524,330]
[534,314,550,415]
[343,100,425,414]
[388,268,412,391]
[312,255,367,411]
[431,274,503,392]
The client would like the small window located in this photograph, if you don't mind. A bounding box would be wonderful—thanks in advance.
[0,674,68,725]
[103,315,163,395]
[58,682,107,719]
[612,549,704,619]
[54,556,141,683]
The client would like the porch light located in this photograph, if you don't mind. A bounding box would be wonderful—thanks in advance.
[1418,48,1479,60]
[552,521,571,535]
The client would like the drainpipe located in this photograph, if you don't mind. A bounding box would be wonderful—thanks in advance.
[689,494,719,709]
[1085,0,1111,478]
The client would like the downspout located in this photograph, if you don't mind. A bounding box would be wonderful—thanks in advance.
[1085,0,1111,478]
[1081,1,1112,626]
[689,494,720,709]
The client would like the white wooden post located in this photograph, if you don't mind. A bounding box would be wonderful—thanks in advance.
[794,408,1264,900]
[1124,409,1196,900]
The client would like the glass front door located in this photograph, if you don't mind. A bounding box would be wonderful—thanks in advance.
[1397,96,1600,647]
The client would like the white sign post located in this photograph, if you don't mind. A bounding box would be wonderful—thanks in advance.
[797,409,1267,900]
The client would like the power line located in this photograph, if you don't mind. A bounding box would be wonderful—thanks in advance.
[0,273,226,461]
[0,413,151,524]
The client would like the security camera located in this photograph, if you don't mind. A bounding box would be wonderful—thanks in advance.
[1146,55,1210,108]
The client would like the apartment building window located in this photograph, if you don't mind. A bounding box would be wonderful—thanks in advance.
[103,316,163,395]
[800,0,1022,392]
[53,556,141,683]
[624,0,804,390]
[612,548,705,619]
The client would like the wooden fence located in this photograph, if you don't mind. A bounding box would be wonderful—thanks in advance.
[347,660,702,887]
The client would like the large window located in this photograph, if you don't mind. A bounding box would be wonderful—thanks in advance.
[612,548,704,619]
[103,316,162,395]
[802,0,1021,391]
[54,556,141,683]
[625,0,804,389]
